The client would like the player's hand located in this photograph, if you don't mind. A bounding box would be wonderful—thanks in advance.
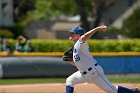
[97,25,107,32]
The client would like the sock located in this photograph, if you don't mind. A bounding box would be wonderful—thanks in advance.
[66,86,74,93]
[118,86,136,93]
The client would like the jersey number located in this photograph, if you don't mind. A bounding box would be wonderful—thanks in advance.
[74,54,80,62]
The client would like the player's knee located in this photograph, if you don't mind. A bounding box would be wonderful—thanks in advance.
[66,77,74,87]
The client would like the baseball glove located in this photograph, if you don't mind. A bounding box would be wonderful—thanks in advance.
[62,46,73,61]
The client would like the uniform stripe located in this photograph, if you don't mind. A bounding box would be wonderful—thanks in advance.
[96,70,116,90]
[0,63,3,78]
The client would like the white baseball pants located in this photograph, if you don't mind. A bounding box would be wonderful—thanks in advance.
[66,65,118,93]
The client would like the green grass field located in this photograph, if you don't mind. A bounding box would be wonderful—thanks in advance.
[0,75,140,85]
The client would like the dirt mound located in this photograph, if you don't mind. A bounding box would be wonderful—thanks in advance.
[0,83,139,93]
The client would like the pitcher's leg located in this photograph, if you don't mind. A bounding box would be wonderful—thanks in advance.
[93,71,118,93]
[93,72,136,93]
[86,65,117,93]
[66,71,85,93]
[91,65,136,93]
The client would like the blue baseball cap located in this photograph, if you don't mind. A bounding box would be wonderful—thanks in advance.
[68,26,85,35]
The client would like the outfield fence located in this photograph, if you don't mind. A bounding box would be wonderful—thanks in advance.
[0,52,140,78]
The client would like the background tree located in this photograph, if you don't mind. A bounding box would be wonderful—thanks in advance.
[90,0,117,38]
[14,0,35,22]
[75,0,90,31]
[12,0,122,39]
[15,0,77,27]
[122,7,140,38]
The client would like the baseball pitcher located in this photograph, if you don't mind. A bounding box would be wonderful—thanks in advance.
[63,25,140,93]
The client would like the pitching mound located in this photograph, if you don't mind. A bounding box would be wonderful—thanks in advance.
[0,83,140,93]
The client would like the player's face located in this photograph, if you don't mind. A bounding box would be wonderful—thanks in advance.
[69,32,80,42]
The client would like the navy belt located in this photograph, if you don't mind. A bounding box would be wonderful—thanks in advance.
[82,63,98,75]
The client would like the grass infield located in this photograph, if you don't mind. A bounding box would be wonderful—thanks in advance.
[0,75,140,85]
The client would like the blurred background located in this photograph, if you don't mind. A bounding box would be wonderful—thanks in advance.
[0,0,140,39]
[0,0,140,79]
